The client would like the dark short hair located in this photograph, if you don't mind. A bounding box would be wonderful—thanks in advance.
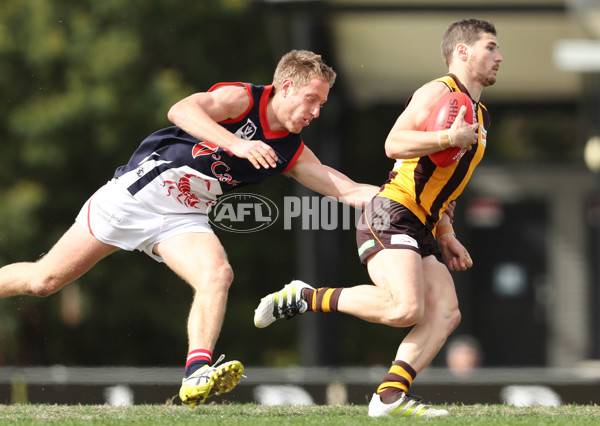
[441,19,497,66]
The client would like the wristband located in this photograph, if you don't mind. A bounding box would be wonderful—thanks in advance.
[436,224,455,239]
[438,232,456,240]
[438,130,453,150]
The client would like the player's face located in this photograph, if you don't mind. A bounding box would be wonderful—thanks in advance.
[470,34,503,87]
[281,77,329,133]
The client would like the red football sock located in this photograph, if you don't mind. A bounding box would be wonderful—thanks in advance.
[185,349,212,377]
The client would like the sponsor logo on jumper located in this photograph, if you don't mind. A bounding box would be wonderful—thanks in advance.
[191,142,241,187]
[192,142,219,158]
[192,142,233,158]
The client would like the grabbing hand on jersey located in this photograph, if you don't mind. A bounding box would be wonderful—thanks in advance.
[448,106,479,150]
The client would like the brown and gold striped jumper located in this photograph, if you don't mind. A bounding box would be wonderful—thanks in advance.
[377,74,491,234]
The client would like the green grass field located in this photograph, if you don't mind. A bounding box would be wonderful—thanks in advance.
[0,404,598,425]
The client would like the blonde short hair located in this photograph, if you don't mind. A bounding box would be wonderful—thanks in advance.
[272,50,336,92]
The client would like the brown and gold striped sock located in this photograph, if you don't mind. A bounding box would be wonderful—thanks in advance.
[302,287,343,312]
[376,360,417,404]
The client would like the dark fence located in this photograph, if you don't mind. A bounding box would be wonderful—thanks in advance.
[1,366,599,406]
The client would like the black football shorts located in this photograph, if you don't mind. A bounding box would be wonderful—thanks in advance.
[356,196,443,265]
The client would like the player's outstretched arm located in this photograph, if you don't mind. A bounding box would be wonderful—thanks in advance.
[286,147,379,209]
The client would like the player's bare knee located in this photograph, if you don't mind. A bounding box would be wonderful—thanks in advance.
[386,303,424,327]
[196,260,233,293]
[435,306,461,337]
[216,261,234,290]
[447,308,462,333]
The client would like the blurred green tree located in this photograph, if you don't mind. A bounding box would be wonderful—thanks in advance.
[0,0,276,367]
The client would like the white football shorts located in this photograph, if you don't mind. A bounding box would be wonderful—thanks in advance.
[75,179,213,263]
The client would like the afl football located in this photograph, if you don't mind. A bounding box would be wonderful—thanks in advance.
[427,91,473,167]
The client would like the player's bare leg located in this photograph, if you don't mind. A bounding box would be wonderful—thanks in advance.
[343,250,460,371]
[254,249,428,328]
[365,252,458,418]
[154,232,233,353]
[0,223,119,298]
[255,249,428,328]
[332,250,460,371]
[336,249,427,326]
[254,248,458,416]
[272,249,458,417]
[256,248,460,368]
[153,232,243,406]
[394,255,460,371]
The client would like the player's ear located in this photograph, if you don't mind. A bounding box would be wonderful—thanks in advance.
[281,79,293,98]
[456,43,468,62]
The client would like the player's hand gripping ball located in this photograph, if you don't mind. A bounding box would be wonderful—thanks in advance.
[427,92,474,167]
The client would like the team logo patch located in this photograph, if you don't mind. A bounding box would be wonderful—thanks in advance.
[390,234,419,249]
[235,119,258,140]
